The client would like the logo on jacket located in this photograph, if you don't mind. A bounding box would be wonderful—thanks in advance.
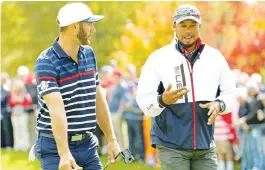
[85,68,94,72]
[174,65,183,89]
[40,81,49,91]
[147,104,154,110]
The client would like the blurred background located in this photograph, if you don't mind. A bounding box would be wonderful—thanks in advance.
[1,1,265,170]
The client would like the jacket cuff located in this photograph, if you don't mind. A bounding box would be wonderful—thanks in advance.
[157,95,168,108]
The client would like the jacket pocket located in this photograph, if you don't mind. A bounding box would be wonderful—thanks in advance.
[153,103,193,148]
[195,101,214,149]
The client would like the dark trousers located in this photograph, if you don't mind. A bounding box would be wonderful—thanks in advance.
[126,119,145,160]
[1,114,14,148]
[241,127,265,170]
[34,134,103,170]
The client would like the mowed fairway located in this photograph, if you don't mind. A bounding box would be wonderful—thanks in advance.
[1,149,157,170]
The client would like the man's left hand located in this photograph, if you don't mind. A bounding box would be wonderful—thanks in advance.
[107,139,121,165]
[199,101,221,125]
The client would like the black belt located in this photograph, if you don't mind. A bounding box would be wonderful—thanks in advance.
[39,132,92,142]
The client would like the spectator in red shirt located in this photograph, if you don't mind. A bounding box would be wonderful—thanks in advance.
[8,79,32,151]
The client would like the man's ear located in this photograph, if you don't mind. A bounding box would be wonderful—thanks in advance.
[72,23,80,34]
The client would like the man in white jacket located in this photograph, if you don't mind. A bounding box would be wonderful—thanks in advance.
[136,4,236,170]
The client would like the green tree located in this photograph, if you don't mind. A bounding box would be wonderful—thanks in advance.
[2,2,265,77]
[1,1,138,77]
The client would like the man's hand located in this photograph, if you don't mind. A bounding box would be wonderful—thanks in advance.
[107,139,121,165]
[233,117,249,133]
[234,117,246,127]
[257,109,265,121]
[199,101,221,125]
[242,122,249,133]
[162,84,189,106]
[59,153,82,170]
[126,104,132,111]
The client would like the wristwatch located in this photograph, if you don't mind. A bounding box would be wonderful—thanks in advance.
[215,99,226,113]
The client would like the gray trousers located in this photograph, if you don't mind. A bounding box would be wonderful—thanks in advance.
[156,145,218,170]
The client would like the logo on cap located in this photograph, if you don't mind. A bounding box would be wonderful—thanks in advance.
[40,81,49,91]
[173,5,201,24]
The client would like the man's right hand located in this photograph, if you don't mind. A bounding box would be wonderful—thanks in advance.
[59,153,83,170]
[162,84,189,106]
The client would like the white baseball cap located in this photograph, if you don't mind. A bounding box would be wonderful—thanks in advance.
[57,3,104,27]
[246,80,259,92]
[173,4,201,24]
[17,65,29,76]
[250,73,262,84]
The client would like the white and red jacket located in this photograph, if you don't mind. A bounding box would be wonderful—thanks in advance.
[136,40,236,149]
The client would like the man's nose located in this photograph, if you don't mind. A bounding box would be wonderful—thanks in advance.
[185,27,192,32]
[91,24,96,33]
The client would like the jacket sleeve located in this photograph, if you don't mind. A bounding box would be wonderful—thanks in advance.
[23,93,32,109]
[216,53,236,114]
[246,100,263,124]
[136,53,165,117]
[8,93,15,108]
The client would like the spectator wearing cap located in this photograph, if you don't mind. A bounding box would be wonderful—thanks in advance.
[239,72,250,87]
[24,73,39,147]
[109,59,118,70]
[95,65,114,155]
[17,65,30,82]
[235,87,250,141]
[124,64,138,90]
[15,66,38,147]
[123,81,145,163]
[99,65,114,97]
[8,79,32,152]
[32,3,120,170]
[235,81,265,170]
[250,73,263,90]
[234,81,260,131]
[107,70,126,149]
[137,4,235,170]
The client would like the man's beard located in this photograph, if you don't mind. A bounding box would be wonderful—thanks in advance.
[178,40,196,48]
[77,24,90,45]
[174,32,196,48]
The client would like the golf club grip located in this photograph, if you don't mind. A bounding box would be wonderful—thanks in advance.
[103,152,120,170]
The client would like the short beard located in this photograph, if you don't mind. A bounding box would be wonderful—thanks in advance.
[178,40,196,48]
[77,23,89,45]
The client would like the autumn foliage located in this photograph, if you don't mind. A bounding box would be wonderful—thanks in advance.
[2,1,265,77]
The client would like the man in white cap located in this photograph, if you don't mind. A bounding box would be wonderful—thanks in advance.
[136,4,236,170]
[33,3,120,170]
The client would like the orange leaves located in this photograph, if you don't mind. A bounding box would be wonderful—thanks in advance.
[112,1,265,75]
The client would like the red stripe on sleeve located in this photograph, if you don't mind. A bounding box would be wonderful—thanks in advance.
[37,76,56,81]
[58,71,95,83]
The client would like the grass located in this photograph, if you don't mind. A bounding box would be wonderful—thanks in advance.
[1,149,242,170]
[1,149,157,170]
